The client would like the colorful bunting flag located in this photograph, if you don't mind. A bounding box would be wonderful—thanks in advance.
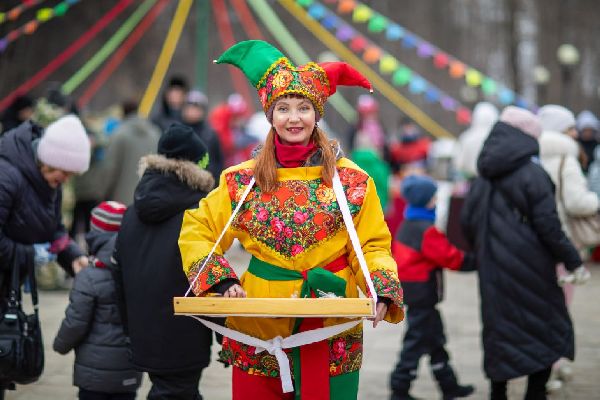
[367,14,387,33]
[392,66,412,86]
[336,24,354,41]
[385,24,403,40]
[379,55,398,74]
[337,0,355,14]
[352,4,371,22]
[315,0,536,110]
[465,68,483,87]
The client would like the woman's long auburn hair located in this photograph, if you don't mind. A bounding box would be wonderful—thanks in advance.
[254,126,337,193]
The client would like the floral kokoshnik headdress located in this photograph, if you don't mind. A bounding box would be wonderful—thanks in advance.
[215,40,373,117]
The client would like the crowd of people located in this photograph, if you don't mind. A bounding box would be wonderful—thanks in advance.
[0,38,598,400]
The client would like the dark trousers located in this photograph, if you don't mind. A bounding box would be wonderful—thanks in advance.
[78,389,136,400]
[390,306,459,393]
[148,368,204,400]
[490,367,552,400]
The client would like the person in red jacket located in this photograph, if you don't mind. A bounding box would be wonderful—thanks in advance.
[389,175,475,400]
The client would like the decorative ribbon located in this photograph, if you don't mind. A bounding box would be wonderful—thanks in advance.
[62,0,157,95]
[77,0,168,108]
[138,0,192,118]
[0,0,133,113]
[211,0,254,112]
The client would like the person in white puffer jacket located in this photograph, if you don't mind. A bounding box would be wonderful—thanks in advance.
[539,105,599,245]
[538,104,597,393]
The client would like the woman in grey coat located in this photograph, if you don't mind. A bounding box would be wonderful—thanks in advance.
[53,201,142,400]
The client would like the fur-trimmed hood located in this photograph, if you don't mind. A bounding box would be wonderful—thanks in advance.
[138,154,214,193]
[133,154,215,224]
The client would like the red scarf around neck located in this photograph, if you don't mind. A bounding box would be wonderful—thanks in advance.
[274,134,317,167]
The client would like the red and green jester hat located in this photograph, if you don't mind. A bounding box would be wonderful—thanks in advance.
[215,39,373,119]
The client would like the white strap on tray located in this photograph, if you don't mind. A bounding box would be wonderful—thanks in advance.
[192,316,361,393]
[332,171,378,307]
[185,178,256,296]
[186,170,379,310]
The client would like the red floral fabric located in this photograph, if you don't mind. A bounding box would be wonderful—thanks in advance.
[186,254,237,296]
[219,330,363,378]
[224,167,369,259]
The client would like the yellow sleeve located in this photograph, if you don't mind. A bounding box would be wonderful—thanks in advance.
[346,177,404,323]
[178,170,239,296]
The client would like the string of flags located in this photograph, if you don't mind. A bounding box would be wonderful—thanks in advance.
[0,0,81,54]
[297,0,535,111]
[0,0,48,26]
[296,0,473,125]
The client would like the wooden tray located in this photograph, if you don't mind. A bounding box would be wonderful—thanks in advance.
[173,297,374,318]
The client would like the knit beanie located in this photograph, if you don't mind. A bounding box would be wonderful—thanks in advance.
[537,104,576,133]
[576,110,599,132]
[186,89,208,108]
[90,201,127,232]
[499,106,542,139]
[401,175,437,208]
[37,114,91,173]
[158,123,209,165]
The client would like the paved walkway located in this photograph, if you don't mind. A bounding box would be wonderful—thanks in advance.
[6,245,600,399]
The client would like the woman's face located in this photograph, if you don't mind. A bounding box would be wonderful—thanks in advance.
[40,165,74,188]
[272,96,316,146]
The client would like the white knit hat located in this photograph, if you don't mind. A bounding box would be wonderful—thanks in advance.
[499,106,542,139]
[37,114,90,173]
[537,104,576,133]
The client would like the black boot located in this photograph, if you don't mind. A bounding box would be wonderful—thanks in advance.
[390,390,422,400]
[390,369,419,400]
[433,362,475,399]
[441,384,475,399]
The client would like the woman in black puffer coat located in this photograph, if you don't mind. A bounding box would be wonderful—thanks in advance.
[0,116,90,392]
[461,107,583,400]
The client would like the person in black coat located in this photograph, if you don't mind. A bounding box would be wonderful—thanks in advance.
[54,201,142,399]
[114,123,216,400]
[0,115,90,392]
[181,89,225,182]
[152,75,188,133]
[390,175,475,400]
[460,106,590,400]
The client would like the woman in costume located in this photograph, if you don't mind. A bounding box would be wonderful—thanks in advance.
[179,40,403,400]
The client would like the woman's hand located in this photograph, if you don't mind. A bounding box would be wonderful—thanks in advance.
[224,284,247,298]
[72,256,89,274]
[370,302,388,328]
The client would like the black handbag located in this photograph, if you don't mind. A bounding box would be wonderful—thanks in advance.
[0,253,44,385]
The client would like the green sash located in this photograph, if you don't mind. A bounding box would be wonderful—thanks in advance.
[247,256,346,299]
[247,256,352,399]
